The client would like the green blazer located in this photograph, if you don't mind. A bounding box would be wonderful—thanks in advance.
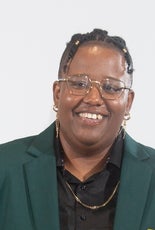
[0,123,155,230]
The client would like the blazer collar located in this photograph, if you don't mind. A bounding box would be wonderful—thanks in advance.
[26,124,55,157]
[114,134,152,230]
[23,123,60,230]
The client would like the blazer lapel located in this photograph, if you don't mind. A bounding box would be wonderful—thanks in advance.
[114,134,152,230]
[23,124,60,230]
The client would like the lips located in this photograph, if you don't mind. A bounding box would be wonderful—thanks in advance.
[78,112,106,120]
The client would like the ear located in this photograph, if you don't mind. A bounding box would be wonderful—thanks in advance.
[125,89,135,115]
[53,81,61,107]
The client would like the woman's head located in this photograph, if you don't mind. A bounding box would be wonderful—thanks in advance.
[53,29,134,153]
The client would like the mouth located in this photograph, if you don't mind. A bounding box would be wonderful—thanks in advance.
[78,112,107,120]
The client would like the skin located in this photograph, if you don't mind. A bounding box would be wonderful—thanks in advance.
[53,42,134,181]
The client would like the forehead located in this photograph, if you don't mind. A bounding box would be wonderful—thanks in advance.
[68,42,127,78]
[78,40,124,57]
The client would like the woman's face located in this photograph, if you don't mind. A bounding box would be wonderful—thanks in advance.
[53,43,134,151]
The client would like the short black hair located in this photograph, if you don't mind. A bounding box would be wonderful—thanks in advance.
[58,29,134,84]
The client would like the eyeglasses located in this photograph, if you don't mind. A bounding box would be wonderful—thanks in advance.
[58,75,131,100]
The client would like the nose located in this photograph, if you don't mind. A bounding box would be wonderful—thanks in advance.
[83,84,104,105]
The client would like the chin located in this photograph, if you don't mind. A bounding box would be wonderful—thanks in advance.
[76,134,102,146]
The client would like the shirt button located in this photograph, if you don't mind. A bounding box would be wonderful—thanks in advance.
[80,184,87,190]
[80,215,87,221]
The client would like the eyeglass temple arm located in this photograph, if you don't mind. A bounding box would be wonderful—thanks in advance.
[58,79,67,82]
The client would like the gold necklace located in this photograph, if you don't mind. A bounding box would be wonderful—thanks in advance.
[65,181,120,210]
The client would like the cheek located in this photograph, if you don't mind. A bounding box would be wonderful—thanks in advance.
[107,97,128,120]
[58,86,72,109]
[57,98,72,133]
[58,96,71,119]
[57,88,81,122]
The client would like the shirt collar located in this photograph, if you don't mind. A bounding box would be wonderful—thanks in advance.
[108,132,124,168]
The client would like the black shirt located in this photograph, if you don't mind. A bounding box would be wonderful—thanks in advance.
[54,133,124,230]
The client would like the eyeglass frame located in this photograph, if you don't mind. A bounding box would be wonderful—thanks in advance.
[57,74,131,100]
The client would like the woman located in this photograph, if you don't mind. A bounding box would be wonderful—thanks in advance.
[0,29,155,230]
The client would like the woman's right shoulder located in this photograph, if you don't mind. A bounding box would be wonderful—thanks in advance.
[0,135,35,160]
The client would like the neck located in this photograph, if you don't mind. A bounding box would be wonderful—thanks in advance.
[59,134,113,181]
[64,152,110,181]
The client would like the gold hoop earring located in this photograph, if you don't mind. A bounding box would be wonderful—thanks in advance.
[122,113,131,129]
[124,113,131,121]
[53,104,58,112]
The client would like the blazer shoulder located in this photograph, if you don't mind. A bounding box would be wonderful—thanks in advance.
[125,133,155,165]
[0,123,55,166]
[0,135,35,151]
[0,136,36,164]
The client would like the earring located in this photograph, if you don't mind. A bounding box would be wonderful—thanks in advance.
[53,104,59,138]
[55,115,60,138]
[53,104,58,112]
[122,113,131,130]
[124,113,131,121]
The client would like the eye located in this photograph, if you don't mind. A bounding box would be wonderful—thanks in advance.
[102,83,122,94]
[68,79,87,89]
